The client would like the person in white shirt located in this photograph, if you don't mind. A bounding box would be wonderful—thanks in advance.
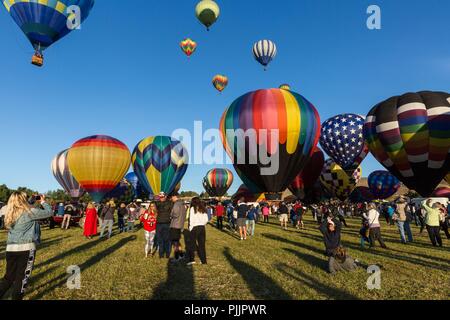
[186,197,209,266]
[363,203,387,249]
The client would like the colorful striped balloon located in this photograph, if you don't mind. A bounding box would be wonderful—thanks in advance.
[364,91,450,196]
[51,149,84,199]
[220,88,321,197]
[319,159,362,200]
[231,184,265,204]
[67,135,131,203]
[203,168,234,197]
[279,84,291,91]
[432,187,450,198]
[253,40,277,70]
[212,75,228,93]
[180,38,197,57]
[368,170,401,199]
[132,136,189,196]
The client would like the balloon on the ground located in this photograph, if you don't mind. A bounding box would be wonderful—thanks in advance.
[320,113,369,171]
[364,91,450,197]
[203,168,234,197]
[51,149,84,199]
[288,147,325,199]
[212,75,228,93]
[349,186,375,203]
[320,159,362,200]
[220,88,321,200]
[432,187,450,198]
[67,135,131,203]
[368,170,401,199]
[279,84,291,91]
[105,179,132,200]
[180,38,197,57]
[132,136,189,196]
[253,40,277,70]
[3,0,95,65]
[195,0,220,31]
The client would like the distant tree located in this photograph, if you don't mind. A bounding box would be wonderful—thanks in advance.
[180,191,199,198]
[46,189,71,202]
[0,184,12,203]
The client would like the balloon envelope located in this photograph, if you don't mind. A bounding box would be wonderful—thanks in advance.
[253,40,277,69]
[67,135,131,203]
[51,149,84,199]
[180,38,197,57]
[232,184,265,204]
[349,186,375,203]
[212,75,228,92]
[288,147,325,198]
[203,168,234,197]
[4,0,95,51]
[125,172,144,198]
[364,91,450,196]
[368,170,401,199]
[320,159,362,200]
[432,187,450,198]
[132,136,189,196]
[195,0,220,30]
[220,88,321,199]
[320,113,368,170]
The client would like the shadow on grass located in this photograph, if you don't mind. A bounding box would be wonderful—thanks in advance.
[262,233,325,256]
[223,247,292,300]
[0,236,69,261]
[274,262,360,300]
[29,235,136,300]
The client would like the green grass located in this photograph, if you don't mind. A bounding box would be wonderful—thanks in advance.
[0,214,449,300]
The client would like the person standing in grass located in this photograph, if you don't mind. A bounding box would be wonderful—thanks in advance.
[262,205,270,223]
[437,202,450,240]
[278,202,289,230]
[170,193,187,262]
[155,192,174,259]
[422,199,443,247]
[61,202,75,230]
[186,197,209,265]
[215,202,225,230]
[117,203,127,233]
[99,201,115,239]
[126,203,138,232]
[246,204,257,236]
[140,202,158,258]
[393,197,413,244]
[237,198,249,240]
[83,202,98,240]
[0,192,52,300]
[363,203,387,249]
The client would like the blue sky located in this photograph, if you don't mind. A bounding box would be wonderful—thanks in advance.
[0,0,449,194]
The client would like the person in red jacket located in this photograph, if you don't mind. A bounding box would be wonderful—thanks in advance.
[140,203,158,258]
[215,202,225,230]
[83,203,98,240]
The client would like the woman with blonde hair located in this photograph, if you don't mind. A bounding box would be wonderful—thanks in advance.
[83,202,98,240]
[0,192,52,300]
[363,202,387,249]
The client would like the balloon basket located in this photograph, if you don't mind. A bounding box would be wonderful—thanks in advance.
[31,54,43,67]
[264,192,282,201]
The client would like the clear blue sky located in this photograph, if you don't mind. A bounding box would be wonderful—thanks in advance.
[0,0,449,194]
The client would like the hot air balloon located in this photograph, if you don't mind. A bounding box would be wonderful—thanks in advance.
[180,38,197,57]
[320,159,362,200]
[67,135,131,203]
[288,147,325,199]
[364,91,450,197]
[368,170,401,199]
[3,0,95,67]
[279,84,291,91]
[125,172,144,199]
[320,114,369,171]
[432,187,450,198]
[220,88,321,200]
[203,168,234,197]
[252,40,277,70]
[445,173,450,184]
[105,179,133,200]
[349,186,375,203]
[195,0,220,31]
[212,75,228,93]
[132,136,189,196]
[231,184,265,204]
[51,149,85,200]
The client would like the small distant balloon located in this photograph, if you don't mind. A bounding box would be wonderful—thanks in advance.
[279,84,291,91]
[253,40,277,70]
[180,38,197,57]
[212,75,228,93]
[195,0,220,31]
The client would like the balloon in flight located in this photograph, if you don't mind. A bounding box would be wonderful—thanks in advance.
[212,75,228,93]
[180,38,197,57]
[253,40,277,70]
[195,0,220,31]
[203,168,234,197]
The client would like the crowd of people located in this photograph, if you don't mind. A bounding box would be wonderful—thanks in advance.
[0,189,448,300]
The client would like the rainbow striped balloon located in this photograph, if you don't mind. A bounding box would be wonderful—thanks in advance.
[220,88,321,195]
[364,91,450,196]
[132,136,189,196]
[203,168,234,197]
[67,135,131,203]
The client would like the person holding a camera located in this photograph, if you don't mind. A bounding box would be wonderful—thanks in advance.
[0,192,52,300]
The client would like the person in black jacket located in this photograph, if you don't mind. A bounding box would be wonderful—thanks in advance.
[117,203,127,233]
[155,193,174,259]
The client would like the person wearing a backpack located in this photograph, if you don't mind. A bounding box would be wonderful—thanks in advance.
[246,205,257,236]
[363,203,387,249]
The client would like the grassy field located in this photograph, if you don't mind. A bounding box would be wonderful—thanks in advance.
[0,214,449,300]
